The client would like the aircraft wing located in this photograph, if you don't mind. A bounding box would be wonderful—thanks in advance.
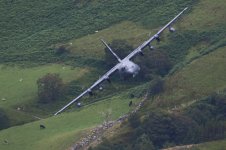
[126,7,188,60]
[54,63,120,115]
[54,8,187,116]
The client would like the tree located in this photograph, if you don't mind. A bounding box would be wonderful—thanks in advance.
[128,113,141,128]
[136,50,172,77]
[148,77,164,96]
[55,44,70,55]
[133,134,155,150]
[104,39,133,67]
[37,73,64,103]
[0,108,10,130]
[141,111,195,148]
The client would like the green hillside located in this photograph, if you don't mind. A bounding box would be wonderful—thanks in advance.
[157,46,226,107]
[195,140,226,150]
[0,92,140,150]
[0,65,88,108]
[0,0,195,64]
[91,44,226,150]
[155,0,226,107]
[1,0,226,150]
[87,0,226,149]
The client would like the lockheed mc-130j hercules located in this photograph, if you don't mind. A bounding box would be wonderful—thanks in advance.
[54,7,188,115]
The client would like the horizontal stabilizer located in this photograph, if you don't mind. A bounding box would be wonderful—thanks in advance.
[101,39,121,62]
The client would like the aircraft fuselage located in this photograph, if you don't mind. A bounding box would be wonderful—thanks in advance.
[118,59,140,77]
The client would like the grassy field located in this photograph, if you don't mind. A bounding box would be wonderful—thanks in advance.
[147,0,226,108]
[178,0,226,63]
[0,0,196,64]
[194,139,226,150]
[69,21,150,59]
[0,64,88,108]
[0,64,90,125]
[0,19,152,124]
[0,93,140,150]
[153,46,226,107]
[179,0,226,31]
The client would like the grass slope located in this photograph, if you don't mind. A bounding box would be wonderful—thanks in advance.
[0,64,88,108]
[69,21,150,59]
[88,0,226,148]
[195,139,226,150]
[0,64,89,125]
[0,20,152,126]
[180,0,226,31]
[150,0,226,107]
[0,0,196,64]
[0,93,140,150]
[155,46,226,107]
[179,0,226,63]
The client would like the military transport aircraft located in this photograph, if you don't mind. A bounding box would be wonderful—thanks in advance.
[54,7,188,115]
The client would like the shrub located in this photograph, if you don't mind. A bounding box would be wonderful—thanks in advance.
[128,113,141,128]
[0,109,10,130]
[140,111,200,148]
[37,73,65,103]
[148,77,164,96]
[55,45,70,55]
[133,133,155,150]
[136,50,172,77]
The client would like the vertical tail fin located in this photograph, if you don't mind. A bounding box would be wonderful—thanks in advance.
[101,39,121,62]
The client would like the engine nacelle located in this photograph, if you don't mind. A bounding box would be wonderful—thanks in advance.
[87,89,93,96]
[139,50,144,56]
[169,26,175,32]
[105,77,111,83]
[154,34,160,42]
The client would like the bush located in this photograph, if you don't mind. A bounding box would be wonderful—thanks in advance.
[136,50,172,77]
[133,133,155,150]
[183,92,226,143]
[55,44,70,55]
[128,113,141,128]
[208,92,226,119]
[148,77,164,96]
[37,73,65,103]
[143,112,200,147]
[0,109,10,130]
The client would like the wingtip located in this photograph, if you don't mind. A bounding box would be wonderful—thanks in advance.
[184,7,188,11]
[54,112,59,116]
[100,39,108,45]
